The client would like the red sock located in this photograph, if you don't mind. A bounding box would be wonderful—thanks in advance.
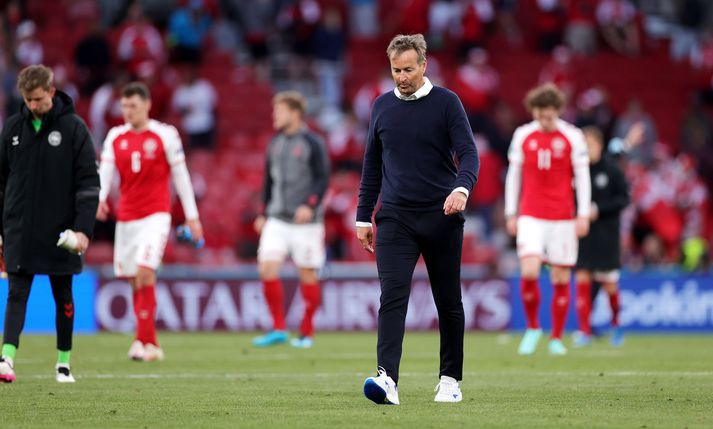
[609,290,620,327]
[263,279,286,330]
[299,283,321,338]
[520,278,541,329]
[551,283,570,340]
[133,288,143,342]
[575,281,592,335]
[138,286,158,346]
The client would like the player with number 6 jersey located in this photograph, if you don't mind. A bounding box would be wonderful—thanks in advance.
[97,82,203,362]
[504,83,591,356]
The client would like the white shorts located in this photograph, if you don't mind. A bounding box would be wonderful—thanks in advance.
[517,216,578,267]
[593,270,620,283]
[257,218,326,268]
[114,212,171,277]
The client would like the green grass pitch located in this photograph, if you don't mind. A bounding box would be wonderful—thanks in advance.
[2,332,712,428]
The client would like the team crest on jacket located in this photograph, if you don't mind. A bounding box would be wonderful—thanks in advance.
[48,131,62,146]
[143,138,158,158]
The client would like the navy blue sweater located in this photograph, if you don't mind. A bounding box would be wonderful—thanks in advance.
[357,86,480,222]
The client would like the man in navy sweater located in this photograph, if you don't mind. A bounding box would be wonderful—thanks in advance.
[358,34,479,405]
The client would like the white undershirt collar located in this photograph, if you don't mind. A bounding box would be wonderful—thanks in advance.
[394,77,433,101]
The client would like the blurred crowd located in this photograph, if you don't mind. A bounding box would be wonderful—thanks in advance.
[0,0,712,273]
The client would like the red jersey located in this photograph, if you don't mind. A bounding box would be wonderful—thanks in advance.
[101,120,185,221]
[507,119,589,220]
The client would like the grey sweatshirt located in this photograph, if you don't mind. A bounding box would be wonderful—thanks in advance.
[262,128,330,222]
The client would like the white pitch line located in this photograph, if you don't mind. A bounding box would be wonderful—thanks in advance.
[73,352,437,364]
[19,370,713,380]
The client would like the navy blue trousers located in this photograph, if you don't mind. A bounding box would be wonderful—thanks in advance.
[374,206,465,384]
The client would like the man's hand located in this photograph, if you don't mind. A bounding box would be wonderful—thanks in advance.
[96,201,110,221]
[357,225,374,254]
[186,219,204,243]
[590,203,599,221]
[576,216,590,238]
[75,232,90,254]
[294,205,314,224]
[0,242,5,275]
[625,121,646,149]
[443,191,467,215]
[254,215,266,234]
[506,216,517,236]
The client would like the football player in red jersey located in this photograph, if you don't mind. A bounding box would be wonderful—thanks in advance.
[504,83,591,355]
[97,82,203,361]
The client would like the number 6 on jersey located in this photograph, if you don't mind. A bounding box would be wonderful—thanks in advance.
[131,151,141,173]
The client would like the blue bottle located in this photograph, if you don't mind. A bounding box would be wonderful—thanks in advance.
[176,225,205,249]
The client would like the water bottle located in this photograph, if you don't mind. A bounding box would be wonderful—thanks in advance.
[176,225,205,249]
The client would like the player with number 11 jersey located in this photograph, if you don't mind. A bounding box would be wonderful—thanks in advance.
[504,83,591,356]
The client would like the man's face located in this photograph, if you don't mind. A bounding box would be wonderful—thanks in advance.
[22,86,55,118]
[533,106,560,132]
[121,95,151,127]
[272,102,298,132]
[585,132,603,163]
[389,49,426,97]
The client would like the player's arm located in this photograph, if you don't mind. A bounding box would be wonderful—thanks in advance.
[444,94,479,215]
[255,142,273,234]
[72,119,101,252]
[165,127,202,242]
[504,128,525,236]
[170,160,200,220]
[572,130,592,237]
[356,104,384,253]
[294,134,330,224]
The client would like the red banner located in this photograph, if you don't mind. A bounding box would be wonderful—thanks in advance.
[96,278,511,332]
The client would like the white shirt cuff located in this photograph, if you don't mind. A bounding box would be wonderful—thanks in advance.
[452,187,469,198]
[355,221,372,228]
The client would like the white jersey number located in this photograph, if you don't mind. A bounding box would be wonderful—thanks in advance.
[131,151,142,173]
[537,148,551,170]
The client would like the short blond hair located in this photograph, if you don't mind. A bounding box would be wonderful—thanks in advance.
[17,64,53,94]
[386,34,427,64]
[273,90,307,115]
[524,83,566,112]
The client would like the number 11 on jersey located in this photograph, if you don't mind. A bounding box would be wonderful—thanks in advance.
[537,148,551,170]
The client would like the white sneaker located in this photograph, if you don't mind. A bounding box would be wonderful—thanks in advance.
[363,367,400,405]
[128,340,145,361]
[55,364,76,383]
[0,357,16,383]
[434,375,462,403]
[143,344,165,362]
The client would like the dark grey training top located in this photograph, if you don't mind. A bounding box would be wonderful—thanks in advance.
[262,128,330,222]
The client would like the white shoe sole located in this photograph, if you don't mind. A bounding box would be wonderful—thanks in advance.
[435,395,463,403]
[56,376,76,383]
